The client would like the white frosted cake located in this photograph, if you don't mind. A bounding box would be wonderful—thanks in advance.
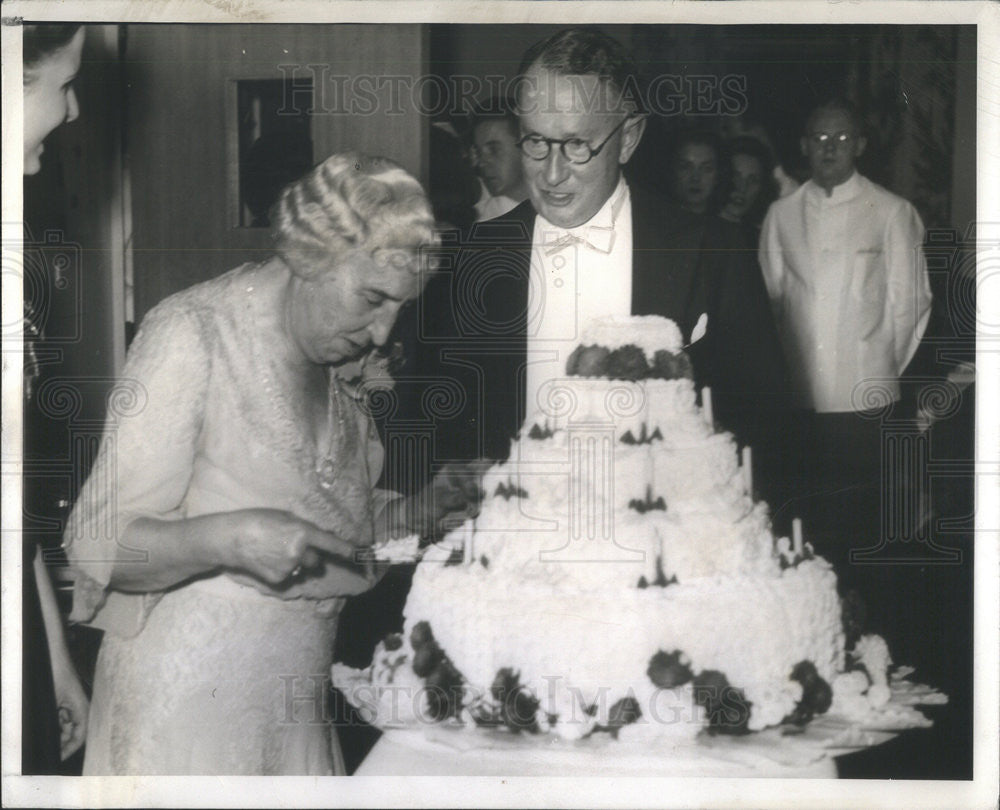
[352,316,910,744]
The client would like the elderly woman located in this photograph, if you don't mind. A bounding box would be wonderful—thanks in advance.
[65,152,473,775]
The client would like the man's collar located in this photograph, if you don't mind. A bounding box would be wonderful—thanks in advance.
[536,177,630,254]
[537,176,630,234]
[806,170,862,203]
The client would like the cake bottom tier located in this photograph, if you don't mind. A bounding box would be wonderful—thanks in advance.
[403,558,845,736]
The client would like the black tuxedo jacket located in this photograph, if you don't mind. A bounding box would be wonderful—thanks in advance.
[399,186,788,467]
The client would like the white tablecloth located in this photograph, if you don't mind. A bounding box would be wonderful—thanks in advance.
[354,727,839,778]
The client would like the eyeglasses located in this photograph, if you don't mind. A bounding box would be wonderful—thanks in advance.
[808,131,856,147]
[517,115,634,165]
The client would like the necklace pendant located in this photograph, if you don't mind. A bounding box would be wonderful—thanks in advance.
[317,457,339,490]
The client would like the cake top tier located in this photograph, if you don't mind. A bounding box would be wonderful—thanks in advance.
[567,316,692,382]
[580,316,685,358]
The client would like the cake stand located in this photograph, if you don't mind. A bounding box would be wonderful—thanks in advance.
[335,665,946,778]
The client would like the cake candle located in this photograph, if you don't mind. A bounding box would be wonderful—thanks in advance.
[742,446,753,495]
[702,386,713,427]
[463,517,474,565]
[792,518,803,557]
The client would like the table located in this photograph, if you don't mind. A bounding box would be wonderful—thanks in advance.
[353,725,840,778]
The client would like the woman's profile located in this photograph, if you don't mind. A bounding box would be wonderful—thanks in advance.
[21,22,89,774]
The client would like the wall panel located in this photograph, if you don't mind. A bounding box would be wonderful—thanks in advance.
[127,24,428,320]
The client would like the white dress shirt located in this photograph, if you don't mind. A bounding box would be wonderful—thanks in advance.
[525,178,633,418]
[759,172,932,413]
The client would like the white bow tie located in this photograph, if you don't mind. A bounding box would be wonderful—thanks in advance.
[542,224,616,255]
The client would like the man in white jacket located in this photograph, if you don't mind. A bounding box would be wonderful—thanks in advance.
[758,97,932,536]
[760,98,932,414]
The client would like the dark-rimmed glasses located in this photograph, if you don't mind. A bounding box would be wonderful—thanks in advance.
[517,115,635,165]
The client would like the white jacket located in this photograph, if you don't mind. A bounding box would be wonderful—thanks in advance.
[759,172,932,413]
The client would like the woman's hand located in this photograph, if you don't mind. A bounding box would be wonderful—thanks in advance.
[53,660,89,760]
[385,459,491,541]
[220,509,368,589]
[114,509,373,594]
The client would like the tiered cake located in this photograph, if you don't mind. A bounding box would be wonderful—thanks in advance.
[364,316,889,742]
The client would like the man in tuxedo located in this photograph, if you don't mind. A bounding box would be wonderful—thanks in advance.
[410,28,787,477]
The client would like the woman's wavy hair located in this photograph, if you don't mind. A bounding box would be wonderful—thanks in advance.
[23,24,82,79]
[724,135,779,228]
[270,152,440,280]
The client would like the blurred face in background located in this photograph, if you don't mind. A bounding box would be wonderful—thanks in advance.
[23,28,84,175]
[801,107,866,192]
[720,152,764,223]
[472,119,525,200]
[671,142,718,215]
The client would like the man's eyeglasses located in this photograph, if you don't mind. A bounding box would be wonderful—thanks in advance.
[517,115,635,165]
[808,131,856,147]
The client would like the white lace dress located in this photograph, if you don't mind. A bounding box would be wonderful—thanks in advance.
[65,263,389,775]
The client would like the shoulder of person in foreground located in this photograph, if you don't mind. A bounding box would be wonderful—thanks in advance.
[134,262,255,339]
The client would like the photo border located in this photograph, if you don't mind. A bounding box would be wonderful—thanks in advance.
[2,2,997,808]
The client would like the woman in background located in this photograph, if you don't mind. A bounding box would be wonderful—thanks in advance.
[21,22,90,773]
[719,135,780,243]
[64,153,480,774]
[23,24,83,173]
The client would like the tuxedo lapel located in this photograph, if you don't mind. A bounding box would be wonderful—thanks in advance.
[429,202,536,460]
[460,201,535,340]
[629,186,705,340]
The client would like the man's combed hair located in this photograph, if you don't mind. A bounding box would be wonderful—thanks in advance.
[515,28,645,113]
[805,97,865,137]
[271,152,439,280]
